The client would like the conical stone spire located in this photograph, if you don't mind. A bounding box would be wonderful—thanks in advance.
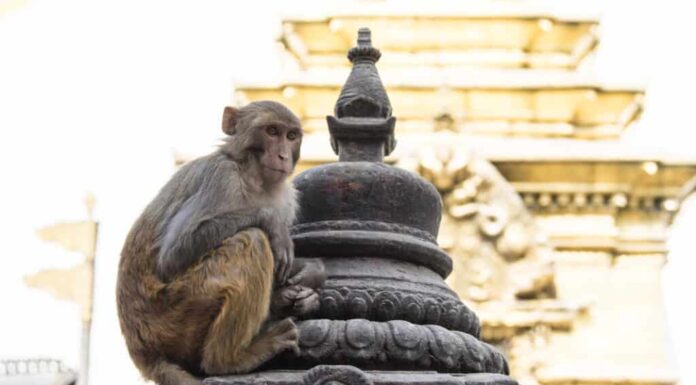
[328,28,396,162]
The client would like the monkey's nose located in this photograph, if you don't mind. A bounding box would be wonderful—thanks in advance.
[279,153,289,160]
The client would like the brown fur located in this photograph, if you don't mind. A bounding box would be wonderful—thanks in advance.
[116,101,324,385]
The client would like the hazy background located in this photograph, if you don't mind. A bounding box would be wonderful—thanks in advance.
[1,0,694,384]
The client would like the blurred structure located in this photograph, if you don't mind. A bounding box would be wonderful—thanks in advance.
[231,4,696,385]
[24,196,98,385]
[0,359,77,385]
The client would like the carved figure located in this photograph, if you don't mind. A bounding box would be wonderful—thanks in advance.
[404,143,555,302]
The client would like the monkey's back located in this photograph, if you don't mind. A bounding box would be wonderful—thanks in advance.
[116,155,224,376]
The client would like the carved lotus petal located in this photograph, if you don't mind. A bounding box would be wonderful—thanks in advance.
[400,294,423,323]
[301,319,333,348]
[345,290,372,319]
[388,320,425,349]
[425,325,462,369]
[344,319,376,350]
[372,291,399,321]
[321,289,345,319]
[423,298,442,324]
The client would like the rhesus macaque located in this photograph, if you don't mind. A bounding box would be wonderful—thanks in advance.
[117,101,325,385]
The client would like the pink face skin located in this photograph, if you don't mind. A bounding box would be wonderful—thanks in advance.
[257,121,302,185]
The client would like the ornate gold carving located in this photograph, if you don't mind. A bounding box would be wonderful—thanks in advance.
[236,85,643,139]
[402,142,554,303]
[280,12,599,70]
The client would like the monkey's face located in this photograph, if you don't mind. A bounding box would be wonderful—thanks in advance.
[222,101,303,185]
[252,121,302,185]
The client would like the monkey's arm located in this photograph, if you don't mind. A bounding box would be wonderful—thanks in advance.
[157,207,260,282]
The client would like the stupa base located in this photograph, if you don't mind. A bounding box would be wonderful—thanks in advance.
[204,365,518,385]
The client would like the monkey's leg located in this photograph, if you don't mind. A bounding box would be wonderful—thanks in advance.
[149,360,201,385]
[197,228,298,375]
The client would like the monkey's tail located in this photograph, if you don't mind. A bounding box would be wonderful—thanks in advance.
[149,360,202,385]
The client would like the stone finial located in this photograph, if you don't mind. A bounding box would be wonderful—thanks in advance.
[346,28,382,67]
[328,28,396,162]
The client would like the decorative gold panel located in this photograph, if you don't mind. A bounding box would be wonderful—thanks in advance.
[282,13,597,69]
[235,84,642,139]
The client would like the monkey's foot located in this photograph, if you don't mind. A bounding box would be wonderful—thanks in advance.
[272,285,320,317]
[266,318,300,356]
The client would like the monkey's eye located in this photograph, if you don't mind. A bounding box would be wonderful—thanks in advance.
[287,131,298,140]
[266,125,279,136]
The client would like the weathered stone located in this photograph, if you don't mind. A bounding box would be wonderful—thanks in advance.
[204,367,517,385]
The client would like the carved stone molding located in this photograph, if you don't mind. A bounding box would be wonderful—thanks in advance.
[292,220,438,244]
[303,365,372,385]
[205,369,518,385]
[293,230,452,278]
[518,190,679,213]
[292,161,452,278]
[287,319,508,374]
[317,286,481,337]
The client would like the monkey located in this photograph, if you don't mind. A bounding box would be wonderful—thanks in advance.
[116,101,325,385]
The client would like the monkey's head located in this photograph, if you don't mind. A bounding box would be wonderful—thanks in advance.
[221,101,303,186]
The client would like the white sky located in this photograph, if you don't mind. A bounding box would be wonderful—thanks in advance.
[0,1,695,384]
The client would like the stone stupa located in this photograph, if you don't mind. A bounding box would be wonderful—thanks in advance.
[205,28,517,385]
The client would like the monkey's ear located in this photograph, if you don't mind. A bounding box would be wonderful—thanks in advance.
[222,106,239,135]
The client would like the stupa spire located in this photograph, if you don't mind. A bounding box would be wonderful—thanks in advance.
[328,28,396,162]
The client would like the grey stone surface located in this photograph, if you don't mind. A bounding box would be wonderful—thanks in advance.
[286,320,506,373]
[204,367,517,385]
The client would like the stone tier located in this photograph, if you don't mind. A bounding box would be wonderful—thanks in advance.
[292,162,450,277]
[298,257,480,337]
[206,365,517,385]
[286,320,507,374]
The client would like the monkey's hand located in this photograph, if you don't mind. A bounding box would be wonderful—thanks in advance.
[271,285,320,317]
[258,210,295,284]
[287,258,326,289]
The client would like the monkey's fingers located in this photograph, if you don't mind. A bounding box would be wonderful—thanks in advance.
[287,261,325,288]
[292,291,320,315]
[281,256,291,284]
[268,317,297,338]
[274,260,286,285]
[273,253,285,284]
[286,268,310,286]
[271,285,299,310]
[286,273,302,286]
[291,341,301,356]
[269,317,300,356]
[286,249,296,283]
[292,287,315,301]
[277,250,293,285]
[286,269,300,285]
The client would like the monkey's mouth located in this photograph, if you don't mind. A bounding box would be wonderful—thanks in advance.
[265,166,289,175]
